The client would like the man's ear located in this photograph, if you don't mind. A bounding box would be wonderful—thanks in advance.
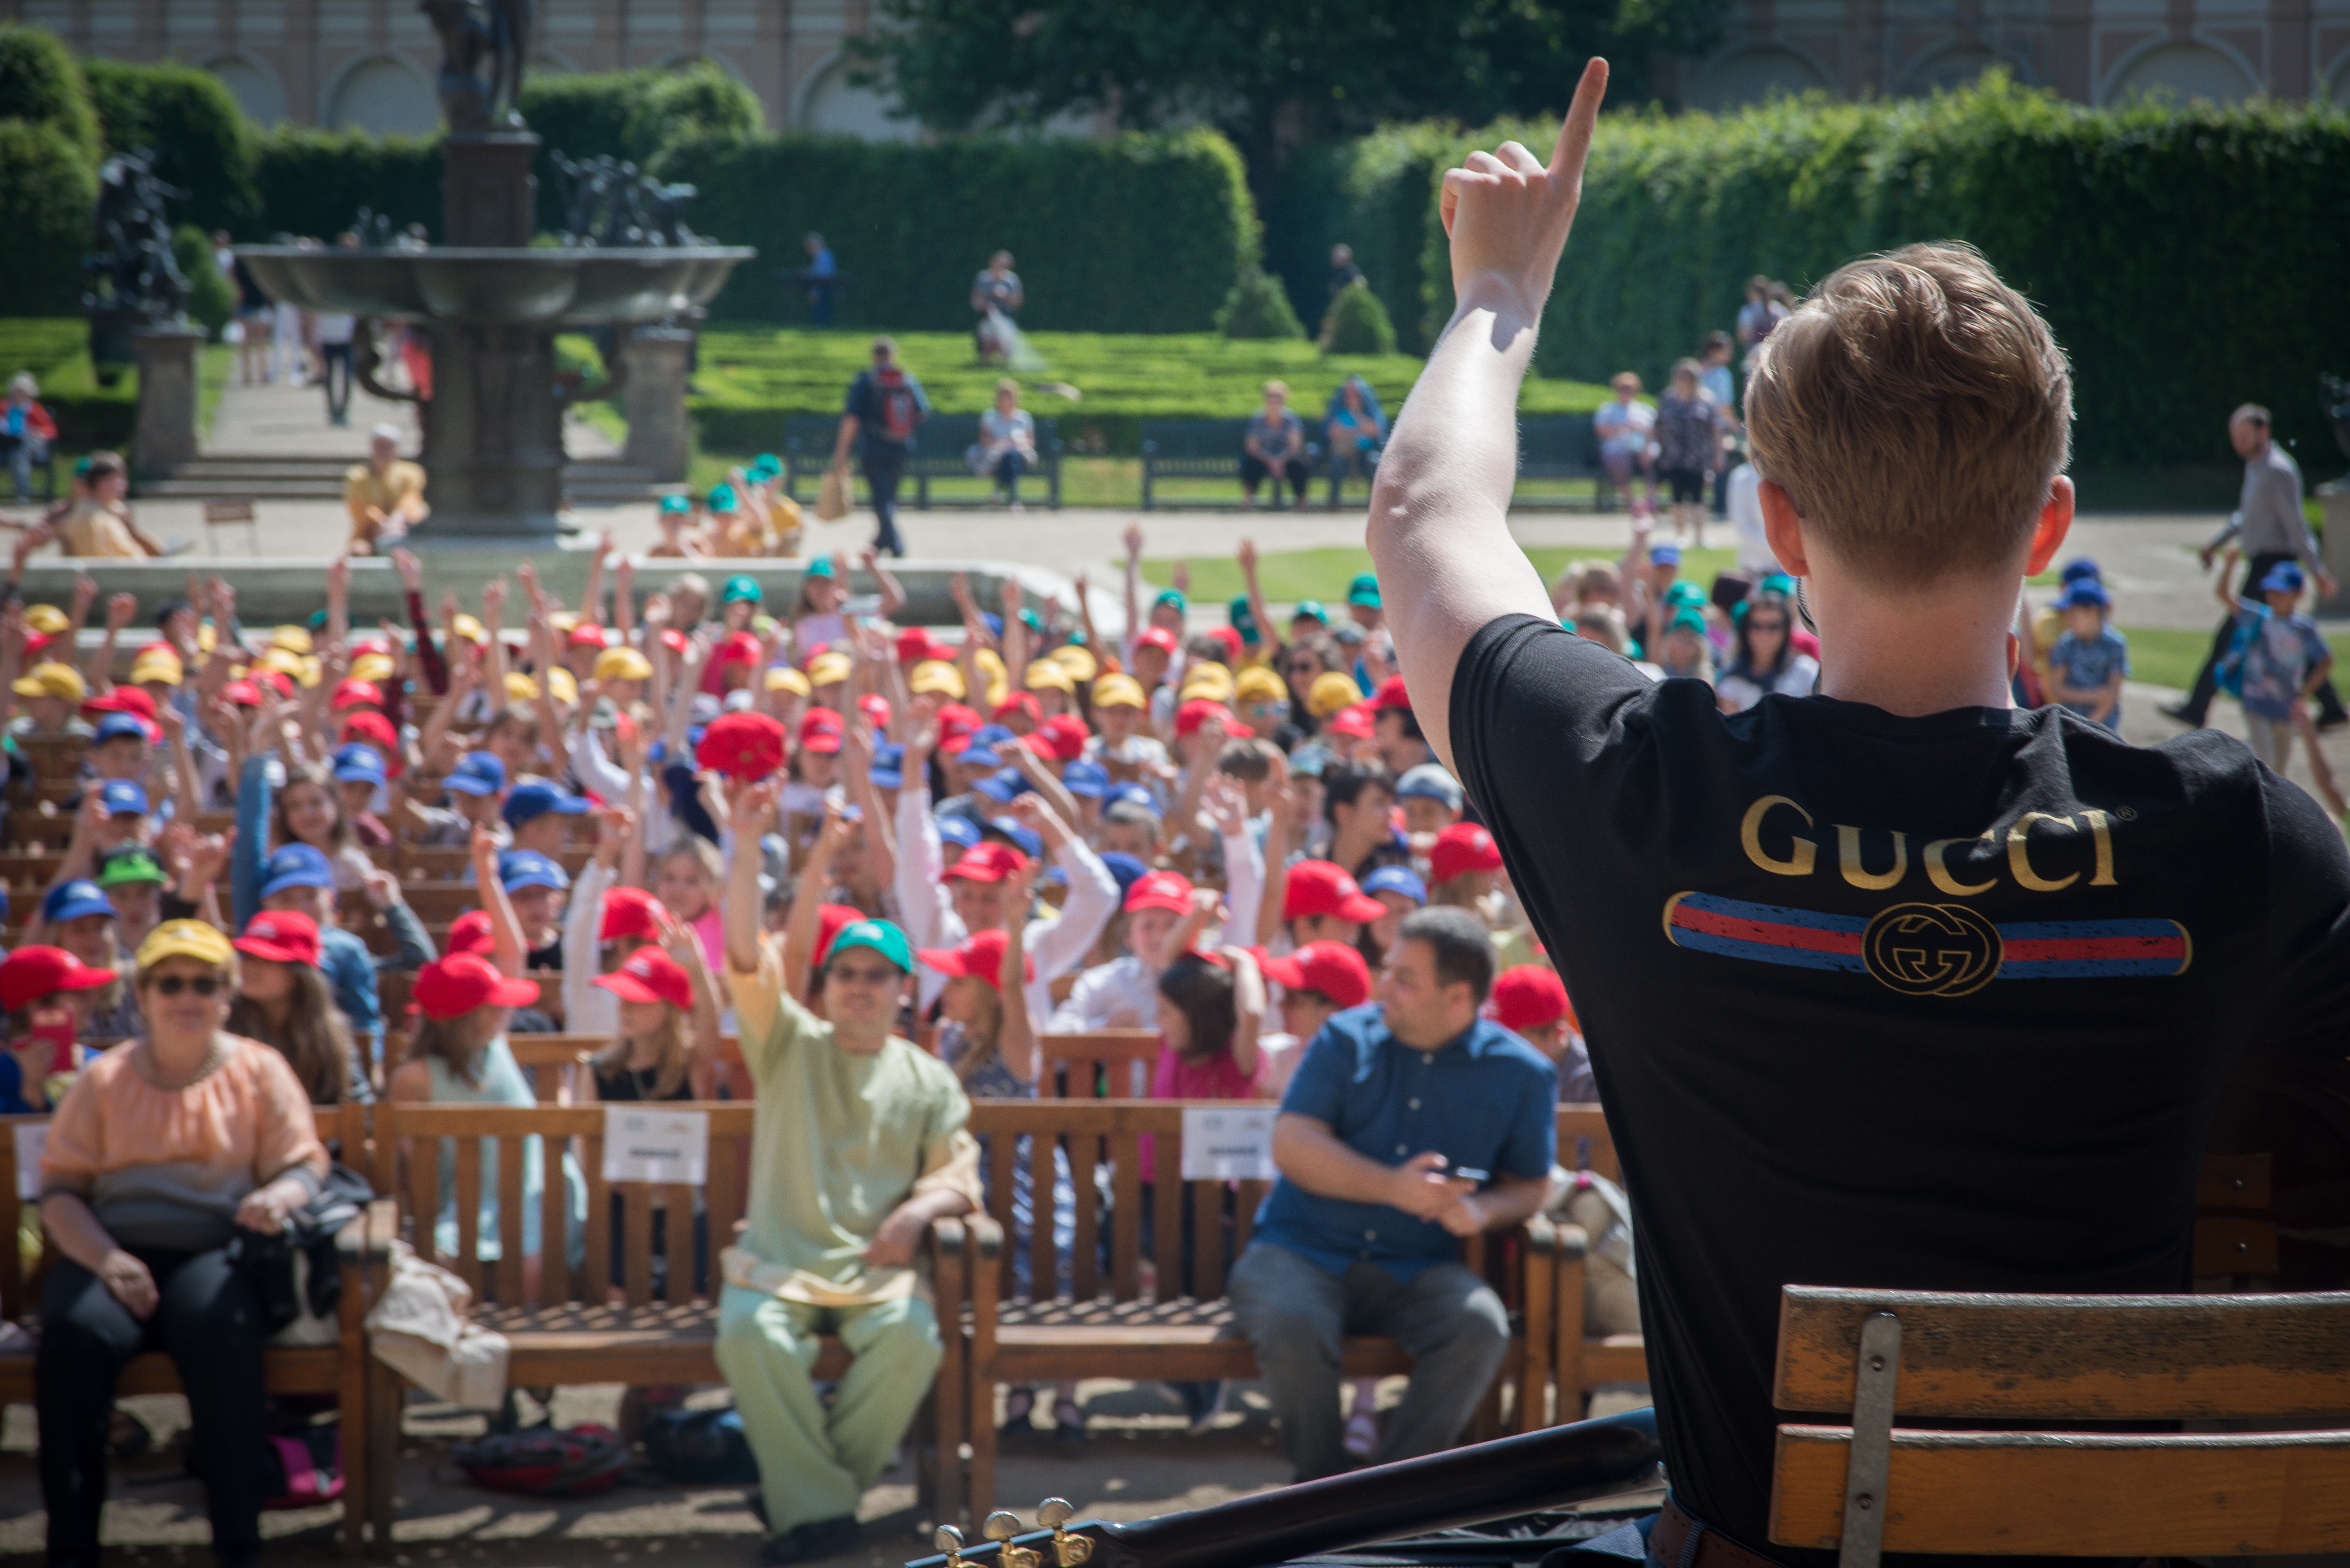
[1759,482,1808,576]
[2022,477,2075,578]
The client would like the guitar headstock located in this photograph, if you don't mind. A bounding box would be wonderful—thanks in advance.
[909,1499,1105,1568]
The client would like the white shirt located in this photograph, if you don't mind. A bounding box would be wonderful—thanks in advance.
[315,313,357,345]
[1593,398,1656,458]
[562,860,622,1039]
[1726,464,1776,575]
[1717,652,1820,713]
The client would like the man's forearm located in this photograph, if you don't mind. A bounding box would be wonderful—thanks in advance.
[1471,1172,1550,1231]
[1272,1115,1399,1206]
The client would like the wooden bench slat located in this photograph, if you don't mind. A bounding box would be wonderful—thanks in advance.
[2196,1150,2271,1209]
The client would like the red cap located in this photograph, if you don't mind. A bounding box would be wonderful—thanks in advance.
[255,669,296,700]
[916,928,1035,991]
[1175,699,1234,738]
[1205,627,1243,665]
[87,687,158,723]
[1123,869,1195,915]
[413,953,541,1021]
[222,679,263,707]
[1429,822,1503,884]
[1324,705,1375,740]
[1372,676,1412,711]
[813,902,862,967]
[1260,940,1372,1009]
[1133,627,1179,657]
[696,711,787,779]
[330,679,384,711]
[0,945,118,1012]
[599,885,668,941]
[1029,713,1090,762]
[1283,860,1385,925]
[1489,965,1573,1035]
[944,841,1029,884]
[446,910,496,956]
[341,712,399,762]
[567,623,610,650]
[937,708,981,753]
[21,630,52,659]
[594,946,694,1009]
[896,627,942,663]
[234,909,321,966]
[858,693,892,728]
[798,709,845,754]
[992,692,1041,727]
[657,628,690,655]
[716,631,764,667]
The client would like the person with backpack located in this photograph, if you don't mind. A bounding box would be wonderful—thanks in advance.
[830,336,930,559]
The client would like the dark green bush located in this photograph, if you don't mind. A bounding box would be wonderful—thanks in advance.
[664,127,1256,332]
[521,63,762,231]
[83,58,258,234]
[173,224,235,336]
[0,120,99,316]
[0,23,99,160]
[1217,268,1306,340]
[1265,124,1456,353]
[252,127,443,242]
[1322,280,1396,355]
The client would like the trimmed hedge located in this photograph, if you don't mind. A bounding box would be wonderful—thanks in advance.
[662,127,1258,332]
[519,63,762,233]
[1282,78,2350,473]
[83,57,259,234]
[0,120,98,317]
[0,24,99,159]
[251,127,443,242]
[1264,124,1457,354]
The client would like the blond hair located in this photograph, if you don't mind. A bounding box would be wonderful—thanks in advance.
[1743,242,2072,586]
[592,1003,694,1101]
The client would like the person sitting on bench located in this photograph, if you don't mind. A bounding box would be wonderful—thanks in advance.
[717,778,982,1566]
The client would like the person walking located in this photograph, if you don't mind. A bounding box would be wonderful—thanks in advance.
[803,233,837,327]
[831,337,929,559]
[2164,403,2344,728]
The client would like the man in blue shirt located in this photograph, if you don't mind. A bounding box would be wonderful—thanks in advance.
[830,336,930,560]
[1229,906,1555,1480]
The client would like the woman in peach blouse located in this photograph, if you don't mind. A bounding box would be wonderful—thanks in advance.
[36,920,329,1568]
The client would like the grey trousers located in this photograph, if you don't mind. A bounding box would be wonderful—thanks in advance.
[1227,1241,1510,1481]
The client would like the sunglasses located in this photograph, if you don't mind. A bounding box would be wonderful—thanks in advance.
[1747,618,1788,633]
[152,975,223,996]
[829,962,900,986]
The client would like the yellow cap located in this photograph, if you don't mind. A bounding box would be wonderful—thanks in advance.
[1308,671,1363,718]
[548,611,580,635]
[1048,644,1098,682]
[909,660,966,698]
[765,665,811,696]
[595,646,653,682]
[196,623,216,653]
[1179,668,1236,705]
[450,614,487,645]
[129,656,184,689]
[350,652,396,684]
[983,681,1009,711]
[546,667,578,705]
[137,918,234,971]
[270,625,313,655]
[1235,665,1286,705]
[505,671,541,702]
[807,651,852,687]
[1025,660,1075,694]
[11,661,87,702]
[24,605,67,636]
[1091,673,1146,709]
[973,646,1007,686]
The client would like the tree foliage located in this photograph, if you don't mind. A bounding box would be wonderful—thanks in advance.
[0,22,100,160]
[849,0,1723,180]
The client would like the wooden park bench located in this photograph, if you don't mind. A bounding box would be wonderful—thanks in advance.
[1514,416,1611,510]
[0,1105,392,1552]
[1141,419,1323,512]
[958,1097,1562,1518]
[778,413,1065,511]
[1767,1284,2350,1564]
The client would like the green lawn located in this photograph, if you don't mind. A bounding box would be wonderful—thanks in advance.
[1138,543,1741,612]
[0,318,234,457]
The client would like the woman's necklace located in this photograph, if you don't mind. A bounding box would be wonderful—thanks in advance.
[137,1032,226,1091]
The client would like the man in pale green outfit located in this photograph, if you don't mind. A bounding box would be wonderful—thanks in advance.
[718,779,982,1565]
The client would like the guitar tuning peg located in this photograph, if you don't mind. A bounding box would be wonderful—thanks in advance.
[984,1511,1041,1568]
[1038,1500,1074,1529]
[1038,1499,1093,1566]
[934,1525,969,1567]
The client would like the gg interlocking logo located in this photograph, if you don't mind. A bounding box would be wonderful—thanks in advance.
[1860,902,2004,997]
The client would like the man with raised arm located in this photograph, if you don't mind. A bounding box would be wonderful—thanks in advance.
[714,778,981,1566]
[1369,58,2350,1568]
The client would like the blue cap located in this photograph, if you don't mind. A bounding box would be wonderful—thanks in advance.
[333,743,387,788]
[2257,562,2306,596]
[981,612,1004,638]
[1098,851,1149,899]
[443,751,507,797]
[988,817,1043,859]
[498,848,572,892]
[94,712,150,745]
[2060,558,2102,584]
[869,740,906,790]
[936,815,982,850]
[42,878,114,923]
[1362,865,1428,904]
[972,768,1031,804]
[1649,542,1682,566]
[503,780,590,826]
[1061,758,1111,799]
[2057,580,2111,610]
[260,843,335,898]
[958,744,1003,771]
[1105,782,1161,817]
[98,779,148,817]
[970,724,1020,750]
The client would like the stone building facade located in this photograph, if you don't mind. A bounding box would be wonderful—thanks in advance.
[6,0,2346,138]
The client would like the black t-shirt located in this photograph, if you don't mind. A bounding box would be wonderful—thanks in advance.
[1450,614,2350,1565]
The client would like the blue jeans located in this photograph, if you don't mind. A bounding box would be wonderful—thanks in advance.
[862,446,906,556]
[992,449,1026,501]
[2,432,47,501]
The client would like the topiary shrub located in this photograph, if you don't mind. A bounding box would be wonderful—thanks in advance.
[630,62,761,171]
[0,120,99,316]
[174,225,236,337]
[1217,267,1306,340]
[0,22,100,160]
[1322,279,1397,356]
[84,58,258,234]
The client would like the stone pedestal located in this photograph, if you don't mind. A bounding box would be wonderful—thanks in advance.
[443,132,540,247]
[2320,480,2350,615]
[412,319,566,538]
[620,326,696,481]
[129,325,205,477]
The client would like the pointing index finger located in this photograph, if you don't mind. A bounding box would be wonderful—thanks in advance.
[1547,57,1611,189]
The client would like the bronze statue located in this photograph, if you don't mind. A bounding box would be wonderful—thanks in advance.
[421,0,532,130]
[82,148,190,382]
[550,151,703,247]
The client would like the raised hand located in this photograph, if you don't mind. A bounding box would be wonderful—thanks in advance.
[1203,773,1248,837]
[392,546,424,593]
[1437,57,1609,318]
[104,592,136,632]
[481,576,509,626]
[1122,521,1143,562]
[1171,561,1192,595]
[71,573,97,618]
[731,776,783,838]
[1000,574,1023,616]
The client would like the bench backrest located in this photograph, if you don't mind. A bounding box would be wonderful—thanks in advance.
[1517,415,1600,468]
[1140,419,1247,460]
[1768,1284,2350,1563]
[1039,1030,1161,1098]
[398,846,594,882]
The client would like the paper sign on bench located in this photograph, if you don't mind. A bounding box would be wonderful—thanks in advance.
[1180,1106,1278,1182]
[602,1107,709,1184]
[13,1125,44,1202]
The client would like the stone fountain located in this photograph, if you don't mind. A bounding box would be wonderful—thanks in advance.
[233,0,750,541]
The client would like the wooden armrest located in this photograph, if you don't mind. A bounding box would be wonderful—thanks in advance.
[337,1197,398,1261]
[928,1214,966,1259]
[967,1213,1004,1265]
[1551,1221,1590,1264]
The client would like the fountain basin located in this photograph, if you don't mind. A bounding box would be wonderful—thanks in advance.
[233,246,753,325]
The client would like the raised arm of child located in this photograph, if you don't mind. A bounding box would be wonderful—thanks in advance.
[782,800,852,1000]
[1239,539,1287,660]
[658,905,724,1099]
[997,875,1038,1088]
[1224,943,1266,1086]
[468,823,528,979]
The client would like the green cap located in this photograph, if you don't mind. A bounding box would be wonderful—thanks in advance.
[1669,607,1709,636]
[659,493,693,514]
[1665,580,1707,609]
[828,918,913,974]
[1229,594,1258,641]
[806,557,835,579]
[721,573,763,604]
[95,847,166,887]
[1347,573,1381,609]
[753,452,780,473]
[1152,588,1186,613]
[1018,608,1045,634]
[1761,572,1796,596]
[1292,599,1329,625]
[708,483,738,512]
